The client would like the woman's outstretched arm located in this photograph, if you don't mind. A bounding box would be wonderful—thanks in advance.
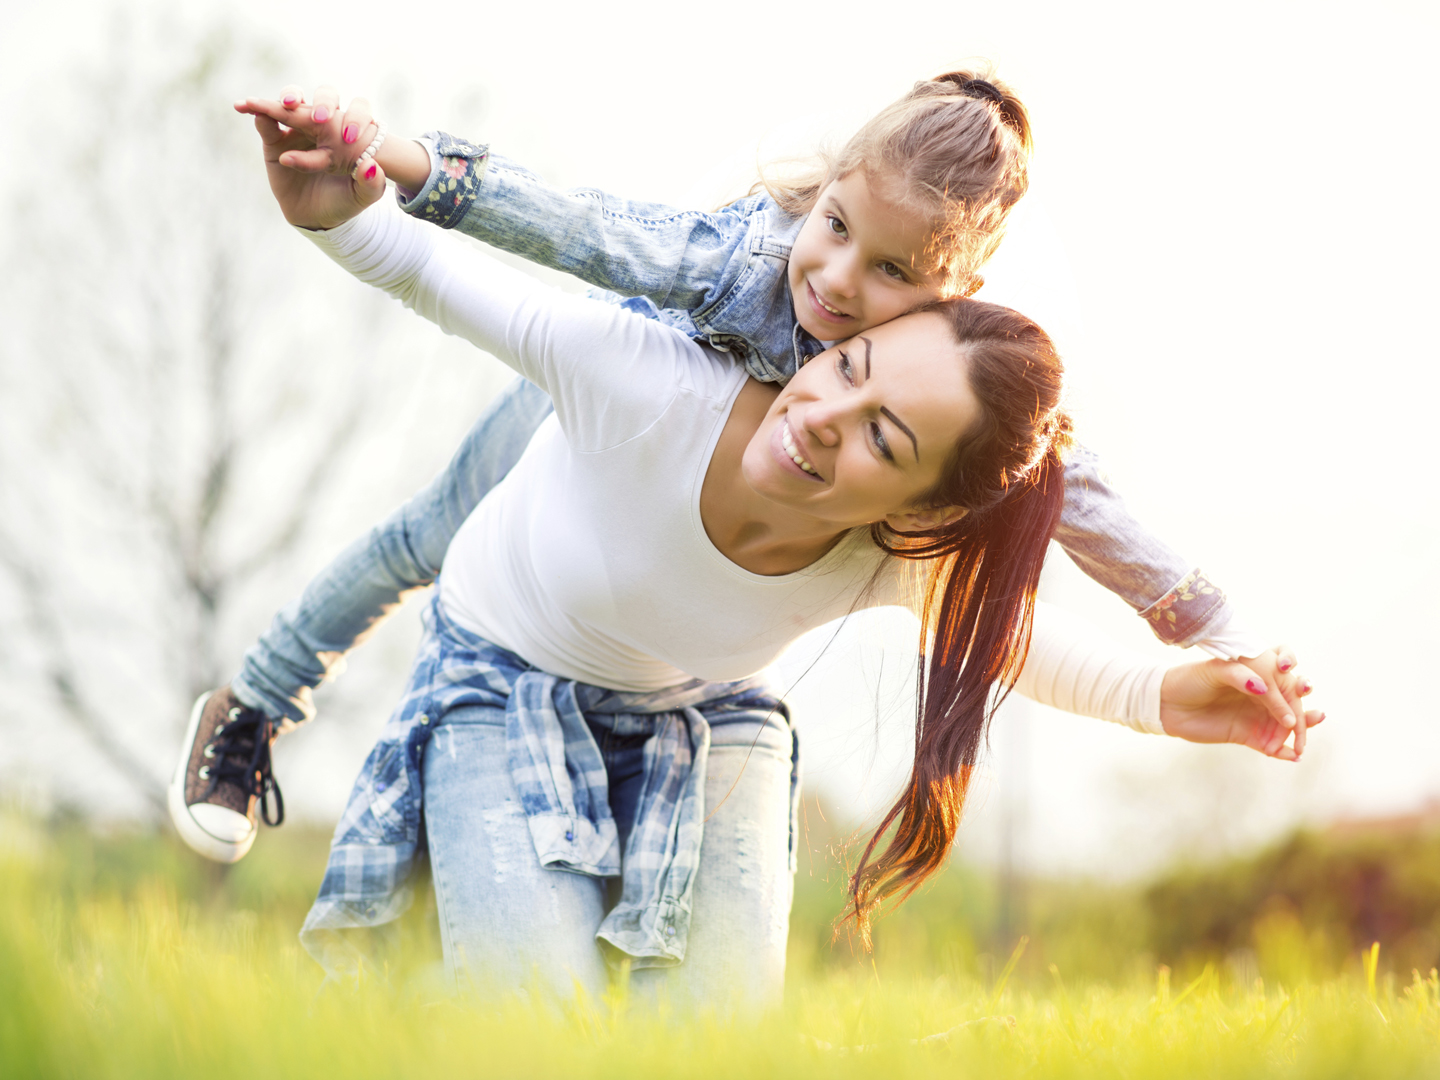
[1017,602,1320,761]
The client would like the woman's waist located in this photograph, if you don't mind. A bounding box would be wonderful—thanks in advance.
[429,589,783,715]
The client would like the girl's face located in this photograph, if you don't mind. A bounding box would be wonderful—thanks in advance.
[787,170,950,343]
[741,311,979,531]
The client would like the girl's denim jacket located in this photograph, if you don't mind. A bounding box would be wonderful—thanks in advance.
[232,133,1239,726]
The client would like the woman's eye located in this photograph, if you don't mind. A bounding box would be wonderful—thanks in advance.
[870,422,894,462]
[837,350,855,384]
[879,261,906,281]
[827,215,848,238]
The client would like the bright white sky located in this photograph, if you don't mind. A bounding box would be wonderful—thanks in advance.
[5,0,1438,876]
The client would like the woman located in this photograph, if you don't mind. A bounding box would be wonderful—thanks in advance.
[215,108,1316,1011]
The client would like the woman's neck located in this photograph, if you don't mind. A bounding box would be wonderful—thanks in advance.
[699,378,854,576]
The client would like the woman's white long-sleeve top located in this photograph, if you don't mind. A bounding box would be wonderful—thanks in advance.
[305,202,1168,734]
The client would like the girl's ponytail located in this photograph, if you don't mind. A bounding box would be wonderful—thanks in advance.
[762,68,1033,296]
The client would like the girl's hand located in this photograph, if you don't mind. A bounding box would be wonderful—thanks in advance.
[234,91,387,230]
[236,87,433,194]
[1160,648,1322,762]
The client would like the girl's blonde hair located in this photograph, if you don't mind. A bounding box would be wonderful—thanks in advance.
[762,70,1033,296]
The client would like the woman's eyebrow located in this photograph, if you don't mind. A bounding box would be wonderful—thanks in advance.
[859,335,872,378]
[879,407,919,461]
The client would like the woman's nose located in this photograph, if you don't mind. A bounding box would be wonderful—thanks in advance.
[800,397,849,447]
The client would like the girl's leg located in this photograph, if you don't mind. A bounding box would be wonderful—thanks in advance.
[423,704,609,1005]
[232,377,554,725]
[630,715,795,1016]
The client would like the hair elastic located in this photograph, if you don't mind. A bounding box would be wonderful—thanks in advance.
[960,79,1005,105]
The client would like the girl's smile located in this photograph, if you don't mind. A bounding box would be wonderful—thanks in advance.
[787,169,950,342]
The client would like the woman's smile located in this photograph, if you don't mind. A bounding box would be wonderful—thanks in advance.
[771,416,824,481]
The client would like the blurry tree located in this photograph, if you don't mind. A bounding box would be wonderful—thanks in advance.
[0,14,467,818]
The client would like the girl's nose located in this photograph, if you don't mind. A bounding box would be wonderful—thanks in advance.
[823,251,863,299]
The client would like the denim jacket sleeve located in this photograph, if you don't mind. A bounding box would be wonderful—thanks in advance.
[1057,446,1236,648]
[395,133,801,384]
[399,132,747,313]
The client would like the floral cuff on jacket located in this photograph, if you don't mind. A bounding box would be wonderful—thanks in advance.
[394,131,490,231]
[1139,568,1232,647]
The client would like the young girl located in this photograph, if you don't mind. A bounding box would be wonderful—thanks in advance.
[173,74,1311,914]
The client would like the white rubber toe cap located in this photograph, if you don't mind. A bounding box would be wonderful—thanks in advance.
[189,803,254,844]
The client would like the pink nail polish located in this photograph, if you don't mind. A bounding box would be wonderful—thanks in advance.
[1246,678,1266,694]
[283,94,297,107]
[365,163,378,180]
[344,124,358,144]
[314,105,330,123]
[1278,659,1294,673]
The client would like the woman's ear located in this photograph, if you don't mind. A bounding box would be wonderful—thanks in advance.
[883,505,968,533]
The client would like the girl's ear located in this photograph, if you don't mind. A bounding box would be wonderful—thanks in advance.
[883,505,968,533]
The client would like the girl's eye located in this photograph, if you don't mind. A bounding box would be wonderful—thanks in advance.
[870,421,895,462]
[827,215,848,239]
[837,350,855,384]
[879,261,906,281]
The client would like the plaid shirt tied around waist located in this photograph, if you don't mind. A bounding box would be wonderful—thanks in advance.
[300,593,798,981]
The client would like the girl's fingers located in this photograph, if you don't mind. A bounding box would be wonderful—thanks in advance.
[341,96,374,148]
[280,84,306,111]
[1238,667,1298,734]
[1304,708,1326,728]
[1275,645,1298,674]
[355,158,387,199]
[311,84,342,131]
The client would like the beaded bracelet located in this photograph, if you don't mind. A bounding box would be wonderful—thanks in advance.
[352,122,386,178]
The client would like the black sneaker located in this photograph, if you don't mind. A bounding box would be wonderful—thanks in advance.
[167,687,285,862]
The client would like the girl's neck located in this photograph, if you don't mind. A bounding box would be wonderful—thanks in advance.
[700,378,854,576]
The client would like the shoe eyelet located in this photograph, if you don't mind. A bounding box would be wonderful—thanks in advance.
[228,707,242,720]
[198,766,210,780]
[203,745,215,759]
[213,723,226,738]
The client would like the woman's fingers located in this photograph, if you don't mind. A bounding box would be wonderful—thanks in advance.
[279,84,306,111]
[251,112,288,147]
[279,146,336,173]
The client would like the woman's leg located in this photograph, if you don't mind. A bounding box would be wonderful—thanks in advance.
[423,704,610,1005]
[630,714,795,1016]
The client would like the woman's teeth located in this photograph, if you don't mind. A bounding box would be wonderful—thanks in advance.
[781,422,818,475]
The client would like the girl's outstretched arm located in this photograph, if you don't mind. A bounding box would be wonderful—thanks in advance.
[238,90,766,326]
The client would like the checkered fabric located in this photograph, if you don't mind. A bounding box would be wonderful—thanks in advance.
[300,592,795,982]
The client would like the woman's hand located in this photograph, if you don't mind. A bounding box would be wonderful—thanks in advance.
[1160,647,1323,761]
[234,90,387,230]
[236,86,433,196]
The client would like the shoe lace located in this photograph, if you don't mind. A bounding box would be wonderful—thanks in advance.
[201,705,285,827]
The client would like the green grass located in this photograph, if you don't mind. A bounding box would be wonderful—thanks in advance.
[5,811,1440,1078]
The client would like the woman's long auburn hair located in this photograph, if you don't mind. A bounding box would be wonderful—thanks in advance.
[847,297,1071,945]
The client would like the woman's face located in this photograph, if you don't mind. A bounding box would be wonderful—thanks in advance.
[741,311,980,530]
